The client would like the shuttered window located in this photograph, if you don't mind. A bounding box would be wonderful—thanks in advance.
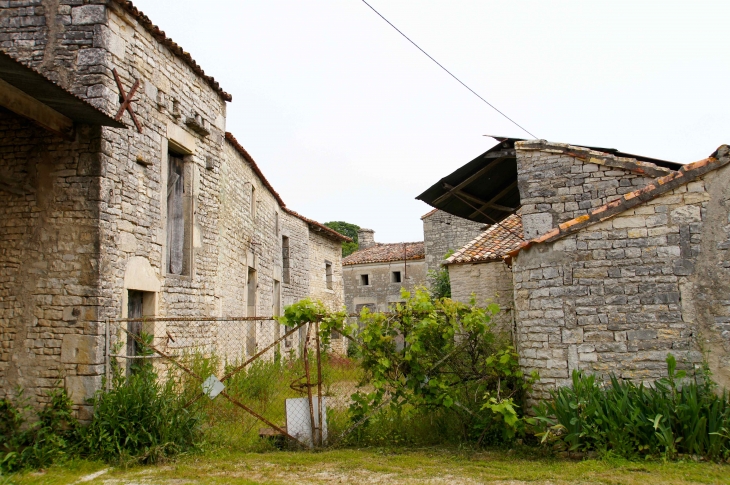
[167,153,191,275]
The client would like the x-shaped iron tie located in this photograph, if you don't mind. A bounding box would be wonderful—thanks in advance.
[112,68,143,133]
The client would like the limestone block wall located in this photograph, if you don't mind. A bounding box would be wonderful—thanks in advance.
[307,232,344,312]
[447,261,514,331]
[513,165,730,401]
[343,260,427,314]
[422,210,483,274]
[517,143,655,240]
[0,109,104,408]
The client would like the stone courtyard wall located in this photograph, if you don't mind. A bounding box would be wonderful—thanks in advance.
[422,210,483,274]
[513,162,730,401]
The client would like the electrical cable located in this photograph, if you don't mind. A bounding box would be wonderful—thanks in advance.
[359,0,538,139]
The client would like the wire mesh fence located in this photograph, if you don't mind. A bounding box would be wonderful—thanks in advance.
[105,315,367,449]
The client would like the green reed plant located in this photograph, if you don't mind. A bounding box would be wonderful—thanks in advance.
[533,354,730,460]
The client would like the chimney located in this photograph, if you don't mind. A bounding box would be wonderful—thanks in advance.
[357,228,375,250]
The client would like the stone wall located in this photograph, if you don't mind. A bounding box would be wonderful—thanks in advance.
[422,210,483,274]
[447,261,514,331]
[0,3,345,410]
[517,143,656,240]
[343,260,426,314]
[513,162,730,400]
[0,108,104,409]
[307,231,344,312]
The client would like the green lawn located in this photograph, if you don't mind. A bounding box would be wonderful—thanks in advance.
[7,448,729,485]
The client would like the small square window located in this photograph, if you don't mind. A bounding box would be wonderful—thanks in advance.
[360,274,370,286]
[392,271,402,283]
[325,261,333,290]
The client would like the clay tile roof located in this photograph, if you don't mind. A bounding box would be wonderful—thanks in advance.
[420,208,438,220]
[343,242,425,266]
[113,1,232,102]
[445,214,523,265]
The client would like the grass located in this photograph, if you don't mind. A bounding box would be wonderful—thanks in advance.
[8,447,729,484]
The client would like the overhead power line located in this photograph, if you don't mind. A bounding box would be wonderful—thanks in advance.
[359,0,538,140]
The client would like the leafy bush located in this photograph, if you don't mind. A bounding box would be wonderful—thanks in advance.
[0,386,79,474]
[534,355,730,460]
[83,336,202,465]
[345,288,535,446]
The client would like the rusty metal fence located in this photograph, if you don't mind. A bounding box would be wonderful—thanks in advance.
[105,315,366,449]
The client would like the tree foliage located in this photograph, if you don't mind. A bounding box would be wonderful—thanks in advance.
[349,288,535,444]
[324,221,360,257]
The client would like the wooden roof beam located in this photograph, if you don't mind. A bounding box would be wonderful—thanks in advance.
[432,156,507,206]
[0,77,73,138]
[468,180,518,219]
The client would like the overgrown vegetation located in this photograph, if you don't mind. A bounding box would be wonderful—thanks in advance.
[427,250,453,299]
[323,221,360,257]
[330,288,535,446]
[82,341,203,466]
[534,355,730,461]
[0,387,79,474]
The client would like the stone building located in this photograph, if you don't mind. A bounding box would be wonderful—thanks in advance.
[342,229,426,314]
[0,1,348,413]
[421,209,483,273]
[418,137,730,398]
[443,214,522,331]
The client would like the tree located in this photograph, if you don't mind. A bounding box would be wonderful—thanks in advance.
[324,221,360,257]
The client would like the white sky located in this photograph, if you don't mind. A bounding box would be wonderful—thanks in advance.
[132,0,730,243]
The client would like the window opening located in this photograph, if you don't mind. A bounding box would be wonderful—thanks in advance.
[282,236,290,284]
[246,267,257,356]
[325,261,333,290]
[250,185,256,219]
[392,271,402,283]
[166,153,191,275]
[360,274,369,286]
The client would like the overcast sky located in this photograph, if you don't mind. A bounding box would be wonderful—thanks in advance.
[132,0,730,243]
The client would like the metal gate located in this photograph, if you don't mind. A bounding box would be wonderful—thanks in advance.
[105,315,352,449]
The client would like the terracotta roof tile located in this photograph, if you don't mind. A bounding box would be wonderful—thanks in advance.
[343,242,424,266]
[445,214,523,265]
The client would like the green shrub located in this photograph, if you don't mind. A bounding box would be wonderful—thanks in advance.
[0,386,79,474]
[533,355,730,460]
[344,288,536,446]
[83,352,202,465]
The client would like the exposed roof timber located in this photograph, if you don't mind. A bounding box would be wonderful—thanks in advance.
[0,77,73,138]
[0,50,124,129]
[468,180,518,219]
[432,155,507,206]
[416,136,684,225]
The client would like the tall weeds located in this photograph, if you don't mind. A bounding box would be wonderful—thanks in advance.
[534,355,730,460]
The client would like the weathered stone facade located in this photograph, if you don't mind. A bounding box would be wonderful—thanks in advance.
[425,140,730,401]
[448,262,514,330]
[0,1,347,412]
[511,142,730,399]
[422,209,484,273]
[343,230,426,314]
